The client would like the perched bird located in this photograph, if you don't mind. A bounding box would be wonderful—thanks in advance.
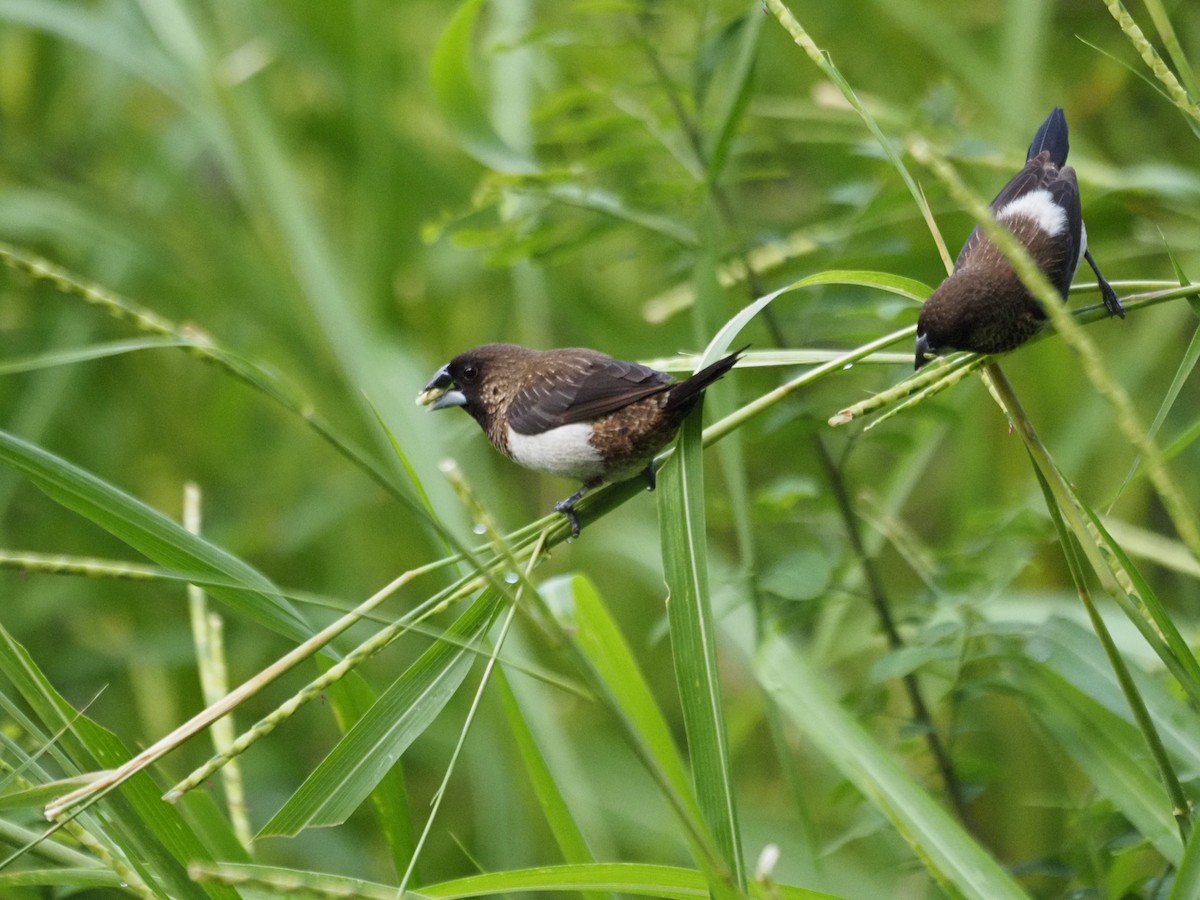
[417,343,744,536]
[915,107,1125,368]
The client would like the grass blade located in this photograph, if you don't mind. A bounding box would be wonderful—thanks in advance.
[193,860,844,899]
[0,621,234,899]
[258,590,503,836]
[1012,660,1182,863]
[658,407,745,894]
[705,6,765,184]
[759,634,1031,900]
[0,337,193,375]
[543,574,735,895]
[0,429,311,642]
[431,0,538,174]
[494,668,602,895]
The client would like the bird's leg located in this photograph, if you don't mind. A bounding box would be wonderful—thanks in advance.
[642,465,656,492]
[1084,249,1125,319]
[555,481,597,539]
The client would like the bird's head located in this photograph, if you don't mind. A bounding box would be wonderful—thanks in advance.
[417,343,533,425]
[914,284,959,370]
[914,272,1001,369]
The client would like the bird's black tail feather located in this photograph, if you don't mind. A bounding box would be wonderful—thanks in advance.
[665,345,747,411]
[1027,106,1069,166]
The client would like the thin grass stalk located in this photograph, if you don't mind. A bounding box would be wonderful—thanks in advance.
[183,483,251,851]
[398,562,535,895]
[811,436,969,824]
[397,465,545,894]
[0,810,151,898]
[762,0,953,272]
[706,325,915,442]
[161,566,505,804]
[0,552,166,581]
[982,364,1200,699]
[988,365,1192,841]
[1103,0,1200,126]
[1076,508,1200,696]
[1030,461,1191,844]
[44,557,459,818]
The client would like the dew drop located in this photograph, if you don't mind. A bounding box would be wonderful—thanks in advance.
[504,572,519,584]
[472,523,487,535]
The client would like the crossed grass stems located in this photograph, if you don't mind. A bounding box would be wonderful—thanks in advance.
[7,186,1199,849]
[5,0,1200,867]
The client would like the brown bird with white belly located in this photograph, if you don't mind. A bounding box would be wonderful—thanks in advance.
[418,343,744,536]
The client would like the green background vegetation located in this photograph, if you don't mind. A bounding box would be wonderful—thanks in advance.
[1,1,1199,897]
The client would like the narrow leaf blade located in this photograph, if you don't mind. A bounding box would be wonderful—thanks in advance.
[0,429,311,641]
[759,635,1031,900]
[259,591,502,835]
[659,408,745,892]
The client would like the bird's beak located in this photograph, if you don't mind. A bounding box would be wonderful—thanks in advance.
[416,365,468,410]
[914,333,935,370]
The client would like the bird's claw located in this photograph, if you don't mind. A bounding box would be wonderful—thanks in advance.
[554,499,582,539]
[1084,249,1125,319]
[1100,280,1125,319]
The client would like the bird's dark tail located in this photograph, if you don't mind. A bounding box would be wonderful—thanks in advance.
[1027,106,1069,166]
[665,345,747,412]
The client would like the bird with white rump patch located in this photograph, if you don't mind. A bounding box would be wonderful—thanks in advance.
[914,107,1125,368]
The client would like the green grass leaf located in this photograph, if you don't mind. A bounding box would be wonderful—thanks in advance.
[658,409,746,893]
[321,657,416,877]
[0,337,194,375]
[193,860,844,899]
[494,667,601,893]
[431,0,539,175]
[542,574,737,891]
[704,8,765,184]
[0,428,312,642]
[1012,660,1182,864]
[1172,823,1200,900]
[258,590,503,836]
[759,635,1031,900]
[0,620,237,899]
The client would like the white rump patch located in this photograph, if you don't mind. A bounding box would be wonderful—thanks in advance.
[507,423,605,481]
[997,189,1067,237]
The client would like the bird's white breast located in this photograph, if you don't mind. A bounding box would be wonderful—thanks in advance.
[506,423,606,482]
[997,188,1067,237]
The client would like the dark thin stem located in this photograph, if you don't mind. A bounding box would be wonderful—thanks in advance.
[811,435,971,825]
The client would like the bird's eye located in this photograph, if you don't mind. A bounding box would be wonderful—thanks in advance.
[460,364,480,383]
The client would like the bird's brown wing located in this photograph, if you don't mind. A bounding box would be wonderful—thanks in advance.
[955,153,1056,270]
[507,353,673,434]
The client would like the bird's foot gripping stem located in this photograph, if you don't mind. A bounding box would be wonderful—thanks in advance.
[1084,249,1125,319]
[554,486,589,539]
